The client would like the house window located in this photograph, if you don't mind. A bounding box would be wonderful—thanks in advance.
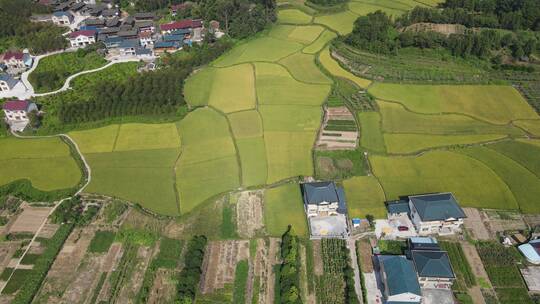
[422,228,429,231]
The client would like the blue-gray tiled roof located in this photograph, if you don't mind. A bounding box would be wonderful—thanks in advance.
[410,193,465,221]
[380,255,421,297]
[411,250,455,278]
[302,182,338,205]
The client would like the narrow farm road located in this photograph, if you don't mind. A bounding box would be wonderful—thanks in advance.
[347,238,364,303]
[0,131,91,296]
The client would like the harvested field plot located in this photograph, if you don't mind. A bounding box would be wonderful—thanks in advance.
[255,63,330,106]
[370,151,518,210]
[303,30,337,54]
[343,176,386,219]
[199,240,250,294]
[69,125,119,153]
[184,64,256,113]
[235,191,265,238]
[176,108,240,214]
[279,53,332,84]
[277,9,313,24]
[0,137,81,191]
[319,47,371,88]
[114,123,181,152]
[369,83,539,124]
[263,183,307,236]
[8,204,51,234]
[377,100,524,136]
[384,133,506,154]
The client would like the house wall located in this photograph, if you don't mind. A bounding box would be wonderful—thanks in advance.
[418,276,453,289]
[70,36,96,47]
[0,80,10,92]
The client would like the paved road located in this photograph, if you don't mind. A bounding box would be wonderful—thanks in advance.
[0,132,91,295]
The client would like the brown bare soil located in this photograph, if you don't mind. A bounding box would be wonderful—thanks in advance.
[463,208,492,241]
[37,223,60,239]
[312,240,323,276]
[147,268,177,304]
[403,23,467,36]
[34,227,95,303]
[236,191,265,238]
[316,106,358,150]
[8,204,51,234]
[484,210,527,233]
[116,245,154,304]
[358,239,373,273]
[0,242,18,277]
[60,255,103,303]
[200,240,250,294]
[95,243,125,303]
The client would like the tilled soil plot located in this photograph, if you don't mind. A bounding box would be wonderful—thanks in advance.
[95,243,125,303]
[312,240,323,276]
[253,238,280,304]
[236,191,265,238]
[199,240,250,294]
[147,268,178,304]
[37,223,60,239]
[8,204,51,234]
[463,208,491,240]
[358,239,374,273]
[34,227,95,303]
[116,245,155,304]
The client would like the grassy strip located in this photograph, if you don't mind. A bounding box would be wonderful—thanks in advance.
[439,242,475,291]
[106,243,139,303]
[356,241,368,304]
[88,231,116,253]
[232,260,249,303]
[12,223,74,303]
[89,272,107,304]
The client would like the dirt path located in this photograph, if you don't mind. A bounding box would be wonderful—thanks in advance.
[264,238,280,304]
[468,286,487,304]
[347,238,363,304]
[460,241,492,304]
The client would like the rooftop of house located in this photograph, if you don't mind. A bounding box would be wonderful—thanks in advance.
[99,27,120,35]
[154,41,181,49]
[70,2,85,11]
[2,100,32,111]
[118,30,139,37]
[408,237,440,251]
[69,30,97,38]
[83,18,105,26]
[160,19,201,31]
[106,17,121,27]
[53,10,73,18]
[134,12,155,20]
[118,39,140,49]
[410,250,455,279]
[387,200,411,215]
[302,181,339,206]
[102,8,119,17]
[3,51,24,61]
[139,31,152,38]
[135,21,155,28]
[409,193,466,222]
[379,255,421,297]
[162,34,185,42]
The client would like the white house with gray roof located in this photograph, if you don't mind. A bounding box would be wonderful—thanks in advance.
[378,255,422,304]
[408,193,466,236]
[301,181,340,217]
[407,237,455,289]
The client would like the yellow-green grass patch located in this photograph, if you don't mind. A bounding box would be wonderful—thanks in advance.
[303,30,337,54]
[264,183,308,237]
[277,9,313,24]
[348,1,407,17]
[314,11,359,35]
[212,37,303,67]
[228,110,263,139]
[514,120,540,136]
[85,148,180,215]
[69,125,119,154]
[319,46,371,88]
[369,83,539,124]
[176,108,240,214]
[490,140,540,178]
[237,137,268,187]
[358,112,386,153]
[460,146,540,213]
[370,151,518,210]
[517,138,540,148]
[287,25,325,45]
[343,176,387,219]
[378,100,524,136]
[265,131,316,184]
[384,133,507,154]
[0,137,81,191]
[114,123,180,152]
[184,64,256,113]
[279,52,332,84]
[255,62,330,106]
[259,105,322,132]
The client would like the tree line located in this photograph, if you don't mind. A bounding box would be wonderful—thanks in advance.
[278,226,302,304]
[57,39,232,124]
[177,235,207,303]
[345,10,539,61]
[0,0,68,54]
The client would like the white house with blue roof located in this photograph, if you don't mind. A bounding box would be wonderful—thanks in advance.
[408,193,466,236]
[52,11,74,26]
[301,181,340,217]
[379,255,422,304]
[407,237,455,289]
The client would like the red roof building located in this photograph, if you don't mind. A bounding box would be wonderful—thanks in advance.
[160,19,202,33]
[3,51,24,61]
[69,30,97,38]
[2,100,31,111]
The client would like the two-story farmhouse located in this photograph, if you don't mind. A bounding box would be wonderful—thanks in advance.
[3,51,33,71]
[2,100,38,131]
[378,255,422,304]
[0,74,20,93]
[159,19,203,35]
[69,30,97,48]
[52,11,74,25]
[408,193,466,235]
[301,181,340,217]
[407,237,455,289]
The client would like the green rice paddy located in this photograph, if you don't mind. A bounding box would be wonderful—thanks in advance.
[303,30,337,54]
[264,183,308,237]
[384,134,506,154]
[343,176,387,218]
[319,46,371,88]
[277,9,313,24]
[0,137,81,191]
